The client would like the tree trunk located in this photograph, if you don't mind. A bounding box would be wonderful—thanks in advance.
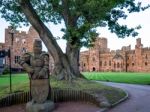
[52,53,76,81]
[52,42,81,80]
[66,43,81,77]
[53,43,82,80]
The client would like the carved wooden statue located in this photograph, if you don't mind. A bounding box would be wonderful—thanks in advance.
[19,39,54,112]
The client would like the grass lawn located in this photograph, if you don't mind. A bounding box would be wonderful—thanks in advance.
[0,73,126,104]
[0,73,29,98]
[0,73,29,86]
[83,72,150,85]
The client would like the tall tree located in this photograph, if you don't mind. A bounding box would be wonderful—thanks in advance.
[0,0,149,80]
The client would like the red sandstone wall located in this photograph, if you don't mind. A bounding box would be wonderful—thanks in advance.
[80,37,150,73]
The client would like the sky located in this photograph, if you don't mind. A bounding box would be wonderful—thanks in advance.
[0,0,150,52]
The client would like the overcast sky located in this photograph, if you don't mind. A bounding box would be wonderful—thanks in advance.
[0,0,150,52]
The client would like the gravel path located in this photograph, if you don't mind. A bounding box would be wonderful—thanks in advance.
[98,81,150,112]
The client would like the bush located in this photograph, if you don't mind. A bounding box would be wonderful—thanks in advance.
[2,67,10,74]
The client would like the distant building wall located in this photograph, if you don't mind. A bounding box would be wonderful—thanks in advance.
[3,26,54,72]
[80,37,150,72]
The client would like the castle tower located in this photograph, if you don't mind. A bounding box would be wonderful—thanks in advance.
[26,26,39,52]
[135,38,143,49]
[88,37,108,71]
[92,37,107,51]
[4,26,40,71]
[89,48,100,71]
[135,38,143,72]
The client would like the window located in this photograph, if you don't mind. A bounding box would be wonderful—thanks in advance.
[145,54,148,59]
[104,61,107,66]
[121,63,123,68]
[114,63,116,68]
[93,57,95,62]
[117,63,120,68]
[22,39,26,44]
[84,63,86,67]
[21,47,27,53]
[100,61,102,66]
[132,63,134,66]
[109,61,111,66]
[15,56,20,64]
[145,62,148,66]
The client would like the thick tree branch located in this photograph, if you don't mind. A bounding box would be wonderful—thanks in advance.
[18,0,63,62]
[62,0,69,26]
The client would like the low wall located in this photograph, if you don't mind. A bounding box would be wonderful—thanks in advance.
[0,88,100,108]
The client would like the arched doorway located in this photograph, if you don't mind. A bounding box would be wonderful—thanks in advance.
[92,67,96,71]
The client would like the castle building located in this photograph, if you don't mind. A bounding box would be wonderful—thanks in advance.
[79,37,150,72]
[3,26,39,71]
[1,26,54,72]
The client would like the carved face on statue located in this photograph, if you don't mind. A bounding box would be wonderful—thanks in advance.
[33,39,42,54]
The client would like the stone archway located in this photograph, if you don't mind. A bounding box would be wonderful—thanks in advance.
[92,67,96,71]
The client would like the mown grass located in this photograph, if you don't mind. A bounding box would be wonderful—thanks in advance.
[0,73,126,104]
[83,72,150,85]
[0,73,29,98]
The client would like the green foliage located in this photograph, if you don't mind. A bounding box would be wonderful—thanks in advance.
[0,0,149,47]
[2,66,10,75]
[83,72,150,85]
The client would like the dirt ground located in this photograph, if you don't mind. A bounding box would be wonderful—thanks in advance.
[0,102,100,112]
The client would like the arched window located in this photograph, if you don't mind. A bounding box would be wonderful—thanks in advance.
[145,54,148,59]
[132,63,134,66]
[84,63,86,67]
[109,61,111,66]
[121,63,123,68]
[100,61,102,66]
[117,62,120,68]
[114,63,116,68]
[93,57,95,62]
[104,61,107,66]
[145,62,148,66]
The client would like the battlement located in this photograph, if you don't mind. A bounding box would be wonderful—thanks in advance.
[142,47,150,51]
[6,26,27,37]
[121,45,131,51]
[80,50,89,56]
[111,50,116,53]
[20,31,27,35]
[135,38,143,48]
[92,37,108,50]
[97,37,107,40]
